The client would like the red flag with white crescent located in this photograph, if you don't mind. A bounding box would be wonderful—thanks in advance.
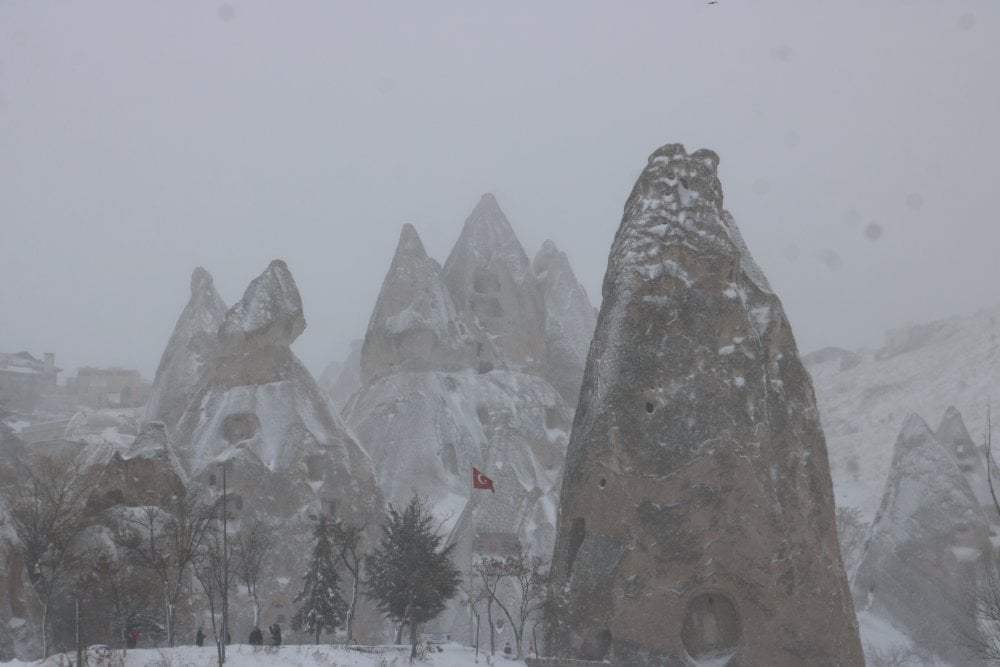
[472,466,495,493]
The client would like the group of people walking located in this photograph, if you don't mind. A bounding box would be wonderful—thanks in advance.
[194,623,281,648]
[249,624,282,647]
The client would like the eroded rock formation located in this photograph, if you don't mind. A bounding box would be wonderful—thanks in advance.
[853,413,989,665]
[169,260,382,637]
[145,267,227,429]
[546,143,863,665]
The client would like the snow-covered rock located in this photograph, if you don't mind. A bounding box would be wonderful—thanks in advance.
[442,194,547,373]
[219,259,305,350]
[318,339,362,414]
[361,224,473,382]
[937,406,1000,533]
[168,260,382,638]
[852,413,989,665]
[144,267,227,429]
[806,304,1000,525]
[546,143,862,664]
[532,239,597,404]
[344,195,594,646]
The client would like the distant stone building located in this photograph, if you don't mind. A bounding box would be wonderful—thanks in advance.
[70,367,148,408]
[0,351,60,410]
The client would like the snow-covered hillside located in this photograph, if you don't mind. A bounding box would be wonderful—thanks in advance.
[807,303,1000,523]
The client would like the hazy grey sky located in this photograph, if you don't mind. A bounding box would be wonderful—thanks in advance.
[1,1,997,381]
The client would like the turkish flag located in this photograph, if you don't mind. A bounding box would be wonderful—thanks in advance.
[472,466,495,493]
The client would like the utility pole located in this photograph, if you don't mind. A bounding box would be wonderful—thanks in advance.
[220,460,229,665]
[76,598,82,667]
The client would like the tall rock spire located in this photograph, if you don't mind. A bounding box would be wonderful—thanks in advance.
[360,224,470,382]
[145,267,227,429]
[219,259,305,350]
[533,239,597,404]
[853,414,988,664]
[546,143,862,664]
[443,193,546,372]
[936,405,1000,515]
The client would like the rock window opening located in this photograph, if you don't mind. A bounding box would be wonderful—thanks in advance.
[645,402,655,414]
[208,473,217,486]
[598,477,607,489]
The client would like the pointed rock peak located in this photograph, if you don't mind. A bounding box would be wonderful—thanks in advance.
[937,406,976,450]
[900,412,934,442]
[461,193,514,239]
[190,266,216,295]
[146,266,228,428]
[395,223,429,260]
[449,194,524,255]
[183,266,227,320]
[220,259,306,348]
[532,239,565,275]
[472,192,503,220]
[362,219,464,380]
[443,192,533,290]
[615,141,771,294]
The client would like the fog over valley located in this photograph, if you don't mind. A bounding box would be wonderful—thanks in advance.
[1,2,998,378]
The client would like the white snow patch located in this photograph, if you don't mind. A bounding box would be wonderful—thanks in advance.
[17,643,527,667]
[749,305,771,337]
[950,546,981,563]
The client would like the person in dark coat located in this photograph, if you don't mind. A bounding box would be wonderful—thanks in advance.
[196,628,205,647]
[249,627,263,647]
[269,623,282,647]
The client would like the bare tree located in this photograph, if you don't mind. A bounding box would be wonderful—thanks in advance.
[968,405,1000,662]
[835,505,868,575]
[472,549,548,660]
[460,579,490,661]
[231,519,274,629]
[118,487,218,646]
[76,549,156,651]
[3,454,93,657]
[331,518,363,643]
[192,526,235,662]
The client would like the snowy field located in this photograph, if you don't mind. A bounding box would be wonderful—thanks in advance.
[2,644,528,667]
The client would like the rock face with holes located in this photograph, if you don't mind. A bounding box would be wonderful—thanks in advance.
[168,260,382,636]
[145,267,228,430]
[852,414,989,665]
[442,194,549,374]
[343,199,595,644]
[545,143,863,665]
[172,260,378,517]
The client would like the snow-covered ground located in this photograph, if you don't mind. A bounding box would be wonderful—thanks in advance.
[4,644,528,667]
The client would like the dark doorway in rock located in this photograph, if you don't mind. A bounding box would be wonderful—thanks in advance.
[581,629,612,661]
[681,593,739,660]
